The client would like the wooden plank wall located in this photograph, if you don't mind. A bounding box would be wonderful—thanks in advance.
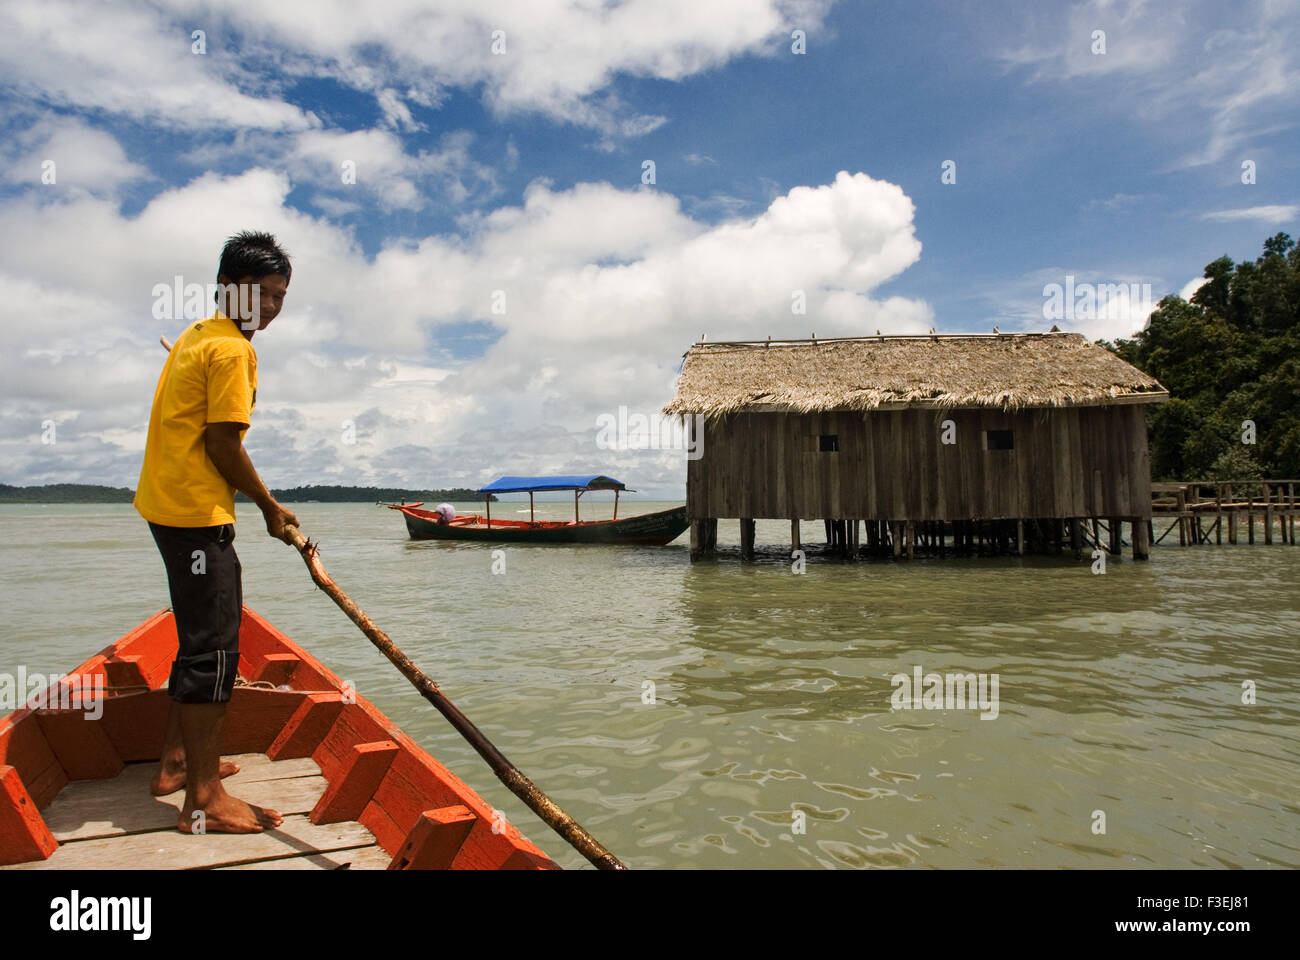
[687,405,1152,520]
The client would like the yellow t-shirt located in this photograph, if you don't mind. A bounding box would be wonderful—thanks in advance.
[134,312,258,527]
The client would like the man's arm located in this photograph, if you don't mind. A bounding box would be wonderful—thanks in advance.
[205,422,298,542]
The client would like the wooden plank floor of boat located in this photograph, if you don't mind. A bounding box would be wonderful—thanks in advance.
[0,752,393,870]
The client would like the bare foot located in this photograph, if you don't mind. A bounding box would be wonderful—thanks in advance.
[178,790,283,834]
[150,759,240,796]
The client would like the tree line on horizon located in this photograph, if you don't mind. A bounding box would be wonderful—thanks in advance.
[1102,232,1299,482]
[0,483,494,504]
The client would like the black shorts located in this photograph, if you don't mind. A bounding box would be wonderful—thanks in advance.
[148,521,242,703]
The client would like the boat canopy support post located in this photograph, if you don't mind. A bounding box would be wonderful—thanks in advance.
[613,489,619,521]
[485,495,491,529]
[529,491,534,523]
[574,490,580,524]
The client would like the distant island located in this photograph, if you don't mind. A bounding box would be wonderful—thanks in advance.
[0,483,137,503]
[238,485,494,503]
[0,483,495,504]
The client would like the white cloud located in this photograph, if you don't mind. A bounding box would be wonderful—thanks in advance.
[999,0,1299,167]
[0,0,319,132]
[287,128,499,211]
[5,115,151,195]
[1179,276,1209,300]
[1201,205,1298,223]
[0,159,927,494]
[0,0,832,139]
[995,267,1165,343]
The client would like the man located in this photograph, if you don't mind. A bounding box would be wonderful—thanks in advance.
[134,231,298,834]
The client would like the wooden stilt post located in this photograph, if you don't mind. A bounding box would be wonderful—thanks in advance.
[1215,485,1223,544]
[1132,515,1150,561]
[1264,483,1273,545]
[1227,484,1237,544]
[1109,517,1122,555]
[690,520,703,561]
[740,518,755,560]
[891,521,902,559]
[1248,494,1255,544]
[905,520,915,561]
[1069,518,1081,556]
[791,518,801,555]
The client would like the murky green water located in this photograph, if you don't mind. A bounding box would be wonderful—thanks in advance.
[2,502,1297,869]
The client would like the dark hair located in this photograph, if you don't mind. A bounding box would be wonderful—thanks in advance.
[217,230,292,284]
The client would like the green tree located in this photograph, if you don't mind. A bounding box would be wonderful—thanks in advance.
[1101,233,1299,479]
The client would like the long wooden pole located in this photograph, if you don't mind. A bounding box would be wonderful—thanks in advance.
[282,524,626,871]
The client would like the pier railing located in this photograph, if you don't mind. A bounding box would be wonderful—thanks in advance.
[1150,479,1298,546]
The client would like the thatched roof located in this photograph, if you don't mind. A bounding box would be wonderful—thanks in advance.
[662,333,1167,416]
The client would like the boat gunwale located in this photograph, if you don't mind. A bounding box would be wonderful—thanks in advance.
[0,608,560,870]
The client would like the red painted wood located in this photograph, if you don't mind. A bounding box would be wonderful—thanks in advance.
[253,653,300,686]
[0,607,564,869]
[103,655,149,691]
[95,690,171,762]
[448,816,555,870]
[0,711,68,809]
[0,765,58,865]
[387,805,477,870]
[105,612,177,687]
[358,798,404,854]
[367,750,464,842]
[310,704,390,782]
[266,692,344,761]
[219,688,308,755]
[34,710,124,780]
[310,740,399,824]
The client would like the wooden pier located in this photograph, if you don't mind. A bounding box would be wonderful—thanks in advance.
[1150,479,1297,547]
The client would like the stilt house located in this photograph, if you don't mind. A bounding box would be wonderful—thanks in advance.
[662,332,1169,560]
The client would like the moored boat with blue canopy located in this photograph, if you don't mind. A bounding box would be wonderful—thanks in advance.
[387,475,688,545]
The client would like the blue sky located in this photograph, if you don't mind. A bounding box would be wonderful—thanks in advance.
[1,0,1296,496]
